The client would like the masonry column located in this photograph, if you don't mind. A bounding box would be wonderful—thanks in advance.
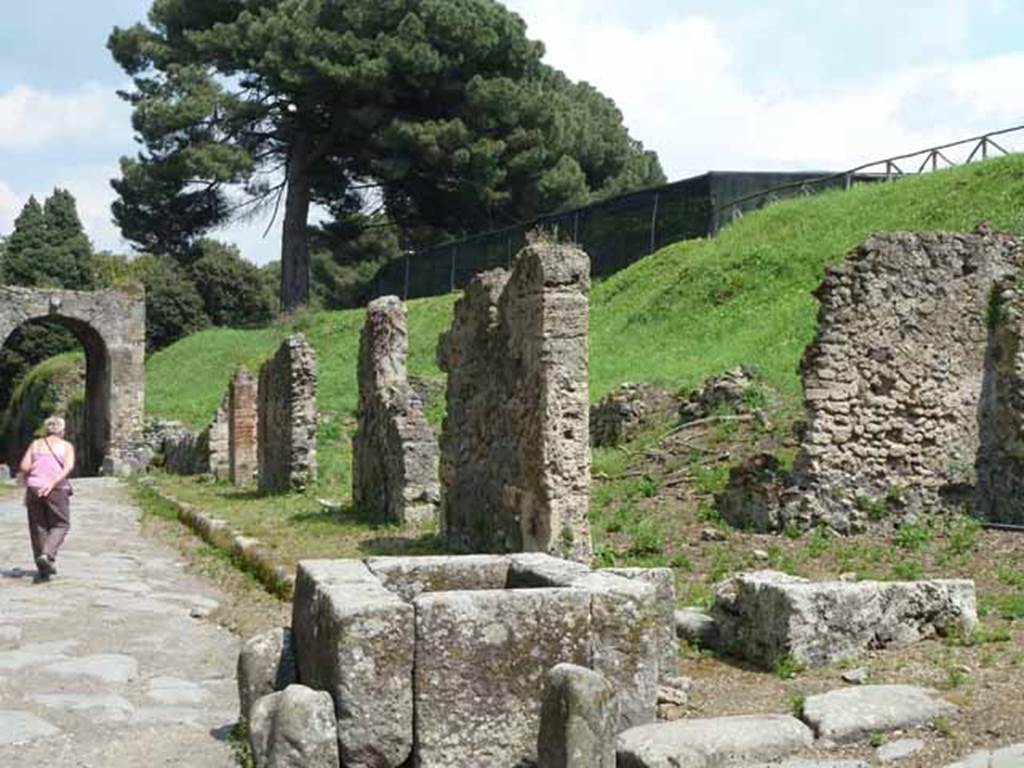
[229,367,259,485]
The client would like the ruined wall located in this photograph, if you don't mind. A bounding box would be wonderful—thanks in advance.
[229,367,259,485]
[353,297,440,524]
[796,228,1023,521]
[258,335,317,494]
[438,242,592,562]
[976,278,1024,524]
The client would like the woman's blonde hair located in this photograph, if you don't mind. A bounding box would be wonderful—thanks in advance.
[43,416,66,437]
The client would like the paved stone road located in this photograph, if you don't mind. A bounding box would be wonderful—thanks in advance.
[0,478,239,766]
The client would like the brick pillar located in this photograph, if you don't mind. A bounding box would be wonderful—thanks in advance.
[229,367,259,485]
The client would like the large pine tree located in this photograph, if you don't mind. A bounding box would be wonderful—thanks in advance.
[108,0,664,313]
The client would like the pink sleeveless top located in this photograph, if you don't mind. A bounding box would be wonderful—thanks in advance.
[26,439,71,491]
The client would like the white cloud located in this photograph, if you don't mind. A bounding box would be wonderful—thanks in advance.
[505,1,1024,178]
[0,83,130,152]
[0,181,22,231]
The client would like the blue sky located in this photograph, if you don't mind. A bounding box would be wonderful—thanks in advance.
[1,0,1023,264]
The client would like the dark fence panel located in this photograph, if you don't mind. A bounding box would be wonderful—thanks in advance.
[369,124,1024,302]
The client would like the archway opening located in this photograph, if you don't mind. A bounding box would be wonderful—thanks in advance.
[0,315,110,476]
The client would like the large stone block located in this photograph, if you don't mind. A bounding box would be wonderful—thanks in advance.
[607,567,679,680]
[258,334,317,494]
[712,570,978,668]
[438,242,593,561]
[616,714,813,768]
[802,685,957,742]
[249,684,339,768]
[538,663,617,768]
[291,560,413,768]
[506,554,660,729]
[413,588,591,767]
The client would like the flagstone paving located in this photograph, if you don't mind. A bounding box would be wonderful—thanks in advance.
[0,478,239,766]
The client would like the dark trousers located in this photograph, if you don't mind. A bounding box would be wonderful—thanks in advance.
[26,488,71,561]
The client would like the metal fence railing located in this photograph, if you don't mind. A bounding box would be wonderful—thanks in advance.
[370,125,1024,302]
[716,124,1024,226]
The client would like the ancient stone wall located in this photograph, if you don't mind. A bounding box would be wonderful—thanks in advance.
[795,229,1023,523]
[229,367,259,485]
[438,242,592,562]
[976,278,1024,524]
[258,335,317,494]
[0,287,145,475]
[353,297,439,524]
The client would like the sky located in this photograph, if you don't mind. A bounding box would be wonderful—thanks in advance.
[1,0,1023,265]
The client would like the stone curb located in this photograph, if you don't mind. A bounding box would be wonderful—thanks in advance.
[142,481,294,599]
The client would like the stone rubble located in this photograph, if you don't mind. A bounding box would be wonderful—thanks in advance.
[353,296,440,524]
[711,570,977,668]
[678,366,765,423]
[590,383,679,448]
[537,663,618,768]
[438,241,593,562]
[248,684,339,768]
[258,334,318,494]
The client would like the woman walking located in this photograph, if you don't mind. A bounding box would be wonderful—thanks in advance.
[18,416,75,582]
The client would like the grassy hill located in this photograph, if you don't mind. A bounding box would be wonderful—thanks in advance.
[147,154,1024,497]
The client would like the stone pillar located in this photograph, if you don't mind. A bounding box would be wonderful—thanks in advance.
[438,241,593,562]
[206,391,231,480]
[229,367,259,485]
[258,334,318,494]
[353,297,440,524]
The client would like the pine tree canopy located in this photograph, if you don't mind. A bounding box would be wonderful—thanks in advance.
[109,0,665,311]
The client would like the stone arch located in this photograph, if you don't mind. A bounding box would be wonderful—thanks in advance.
[0,286,145,475]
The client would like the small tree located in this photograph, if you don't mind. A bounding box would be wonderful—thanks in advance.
[129,256,209,352]
[188,239,275,327]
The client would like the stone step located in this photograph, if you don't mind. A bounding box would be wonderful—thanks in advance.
[801,685,956,743]
[616,714,813,768]
[744,761,869,768]
[943,743,1024,767]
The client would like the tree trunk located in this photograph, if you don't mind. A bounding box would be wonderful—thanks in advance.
[280,134,313,314]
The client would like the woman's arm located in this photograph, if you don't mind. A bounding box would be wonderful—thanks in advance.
[18,442,34,477]
[59,443,76,482]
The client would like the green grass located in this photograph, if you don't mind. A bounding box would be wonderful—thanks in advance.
[0,351,84,444]
[135,155,1024,555]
